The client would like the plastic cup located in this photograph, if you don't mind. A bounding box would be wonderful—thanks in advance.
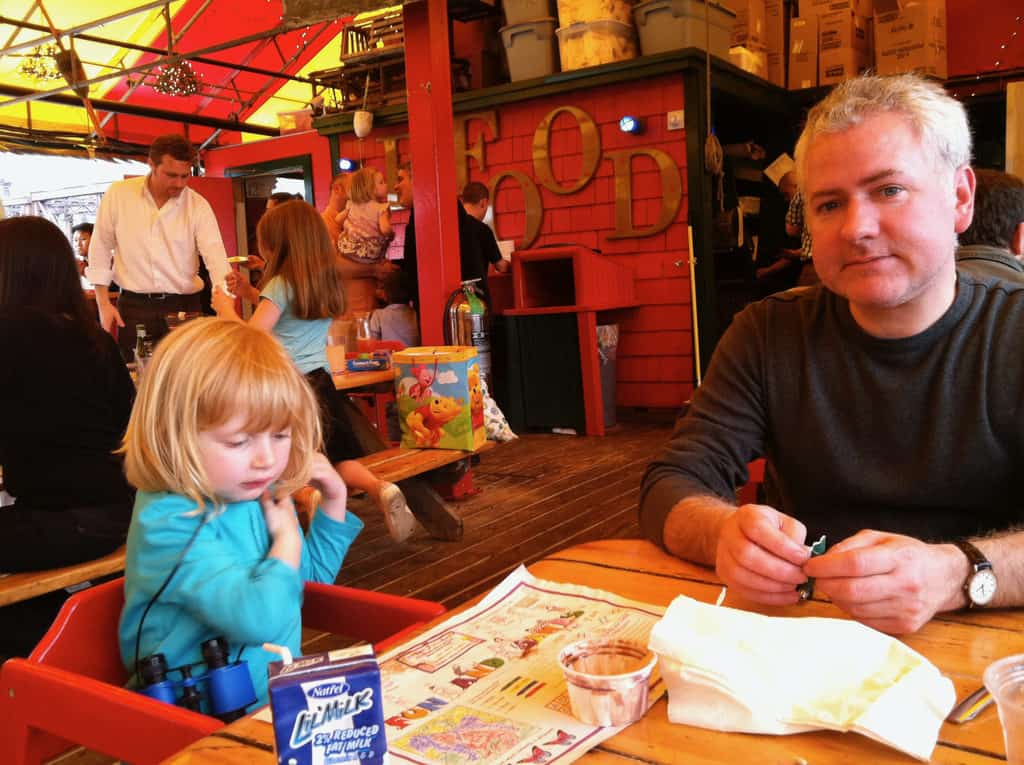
[984,654,1024,764]
[326,335,347,376]
[558,638,655,727]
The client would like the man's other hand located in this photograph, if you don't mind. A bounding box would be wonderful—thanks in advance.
[98,300,124,335]
[805,530,965,634]
[716,504,811,606]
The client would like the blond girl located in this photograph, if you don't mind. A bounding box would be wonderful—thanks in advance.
[118,318,360,707]
[336,166,393,264]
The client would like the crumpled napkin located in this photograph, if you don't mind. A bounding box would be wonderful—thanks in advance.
[648,595,955,761]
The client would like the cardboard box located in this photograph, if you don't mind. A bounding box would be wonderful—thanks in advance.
[394,346,487,451]
[788,15,818,89]
[819,9,869,52]
[819,45,870,84]
[766,49,786,86]
[723,0,767,46]
[729,44,768,78]
[799,0,872,17]
[763,0,787,84]
[874,0,946,78]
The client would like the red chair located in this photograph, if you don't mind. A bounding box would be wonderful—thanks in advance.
[737,458,766,506]
[1,577,445,765]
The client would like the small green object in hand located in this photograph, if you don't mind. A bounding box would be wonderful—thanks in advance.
[797,534,827,601]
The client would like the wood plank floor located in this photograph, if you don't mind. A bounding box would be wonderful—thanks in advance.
[45,409,677,765]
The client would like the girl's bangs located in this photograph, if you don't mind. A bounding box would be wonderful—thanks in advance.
[196,351,303,435]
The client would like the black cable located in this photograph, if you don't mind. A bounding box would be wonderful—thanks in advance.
[132,512,209,686]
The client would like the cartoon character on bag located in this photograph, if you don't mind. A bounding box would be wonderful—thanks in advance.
[406,394,464,447]
[468,363,484,430]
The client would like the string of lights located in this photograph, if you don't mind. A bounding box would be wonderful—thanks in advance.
[16,43,62,82]
[154,59,200,96]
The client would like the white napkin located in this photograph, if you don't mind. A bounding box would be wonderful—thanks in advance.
[648,596,955,761]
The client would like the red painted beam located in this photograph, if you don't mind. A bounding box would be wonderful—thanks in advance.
[403,0,462,345]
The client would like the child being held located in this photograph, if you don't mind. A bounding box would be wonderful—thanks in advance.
[369,270,419,349]
[336,167,392,265]
[118,318,363,708]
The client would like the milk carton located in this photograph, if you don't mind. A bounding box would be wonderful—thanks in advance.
[268,644,387,765]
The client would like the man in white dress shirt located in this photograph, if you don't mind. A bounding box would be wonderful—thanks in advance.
[86,134,230,357]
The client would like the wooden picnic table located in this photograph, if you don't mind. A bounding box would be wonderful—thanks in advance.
[161,539,1018,764]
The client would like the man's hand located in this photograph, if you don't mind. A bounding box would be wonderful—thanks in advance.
[211,284,238,318]
[308,453,348,522]
[97,299,124,335]
[494,259,510,274]
[804,530,966,634]
[716,503,811,605]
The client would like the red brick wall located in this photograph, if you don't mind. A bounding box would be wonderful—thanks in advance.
[337,75,694,410]
[204,76,695,411]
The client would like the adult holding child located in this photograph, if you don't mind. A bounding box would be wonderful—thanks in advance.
[212,200,416,542]
[0,216,135,655]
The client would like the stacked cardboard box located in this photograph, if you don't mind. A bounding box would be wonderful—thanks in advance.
[722,0,790,86]
[818,9,869,85]
[873,0,947,78]
[788,0,874,89]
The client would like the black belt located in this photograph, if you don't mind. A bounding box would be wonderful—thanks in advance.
[120,290,195,301]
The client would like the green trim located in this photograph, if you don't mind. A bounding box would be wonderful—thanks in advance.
[313,49,791,136]
[223,154,315,201]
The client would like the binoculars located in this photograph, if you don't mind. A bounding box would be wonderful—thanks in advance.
[138,636,257,722]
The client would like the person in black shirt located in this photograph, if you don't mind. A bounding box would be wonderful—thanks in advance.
[0,216,135,656]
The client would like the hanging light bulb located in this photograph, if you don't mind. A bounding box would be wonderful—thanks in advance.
[17,43,62,81]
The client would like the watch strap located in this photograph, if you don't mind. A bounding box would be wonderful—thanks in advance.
[953,538,990,571]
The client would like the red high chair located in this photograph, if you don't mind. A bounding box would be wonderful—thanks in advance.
[1,576,444,764]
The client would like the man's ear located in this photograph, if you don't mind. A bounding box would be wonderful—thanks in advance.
[1012,221,1024,258]
[953,165,976,235]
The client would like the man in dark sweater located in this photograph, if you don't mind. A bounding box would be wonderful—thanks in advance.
[641,74,1024,635]
[955,168,1024,282]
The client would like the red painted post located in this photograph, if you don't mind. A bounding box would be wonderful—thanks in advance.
[403,0,462,345]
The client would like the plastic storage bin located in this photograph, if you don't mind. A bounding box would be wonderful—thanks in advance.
[504,0,554,24]
[501,18,559,81]
[633,0,735,58]
[557,0,633,25]
[556,19,637,71]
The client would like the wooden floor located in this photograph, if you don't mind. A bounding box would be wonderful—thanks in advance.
[48,408,677,765]
[335,408,675,606]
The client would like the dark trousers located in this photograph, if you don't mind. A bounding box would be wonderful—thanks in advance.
[0,502,129,659]
[116,291,202,360]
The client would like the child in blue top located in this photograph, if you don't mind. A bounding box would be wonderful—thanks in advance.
[118,318,362,708]
[217,200,416,543]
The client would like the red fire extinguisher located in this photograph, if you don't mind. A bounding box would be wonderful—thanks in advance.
[443,278,490,386]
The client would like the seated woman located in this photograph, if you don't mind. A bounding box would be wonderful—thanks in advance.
[0,216,135,656]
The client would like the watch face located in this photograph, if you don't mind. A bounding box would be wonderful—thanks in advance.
[969,569,998,606]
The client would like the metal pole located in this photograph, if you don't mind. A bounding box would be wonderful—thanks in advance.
[0,21,322,109]
[0,15,325,86]
[0,82,279,136]
[0,0,173,56]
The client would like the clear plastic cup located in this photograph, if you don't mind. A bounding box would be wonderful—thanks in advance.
[984,654,1024,764]
[558,638,656,727]
[326,335,347,376]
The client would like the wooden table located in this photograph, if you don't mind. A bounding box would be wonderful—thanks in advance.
[331,368,395,391]
[161,540,1018,764]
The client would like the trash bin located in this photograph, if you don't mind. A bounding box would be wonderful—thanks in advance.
[597,324,619,428]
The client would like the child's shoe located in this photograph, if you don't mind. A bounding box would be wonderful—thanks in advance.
[377,482,417,543]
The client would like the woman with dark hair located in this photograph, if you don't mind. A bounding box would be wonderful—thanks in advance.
[0,216,135,656]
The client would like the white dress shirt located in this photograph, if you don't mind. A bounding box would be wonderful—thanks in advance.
[85,175,230,294]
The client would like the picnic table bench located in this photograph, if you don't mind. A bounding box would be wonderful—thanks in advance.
[0,545,127,608]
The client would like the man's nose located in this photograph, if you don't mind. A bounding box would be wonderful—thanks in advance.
[840,197,879,241]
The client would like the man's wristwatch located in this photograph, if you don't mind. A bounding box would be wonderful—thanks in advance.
[953,539,997,608]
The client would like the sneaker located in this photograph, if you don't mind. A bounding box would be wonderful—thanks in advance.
[377,482,417,543]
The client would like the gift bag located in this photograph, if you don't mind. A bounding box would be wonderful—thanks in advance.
[393,346,486,451]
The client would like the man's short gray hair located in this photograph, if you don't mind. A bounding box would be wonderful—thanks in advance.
[794,74,972,190]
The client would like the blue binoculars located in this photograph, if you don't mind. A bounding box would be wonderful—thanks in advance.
[137,636,256,722]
